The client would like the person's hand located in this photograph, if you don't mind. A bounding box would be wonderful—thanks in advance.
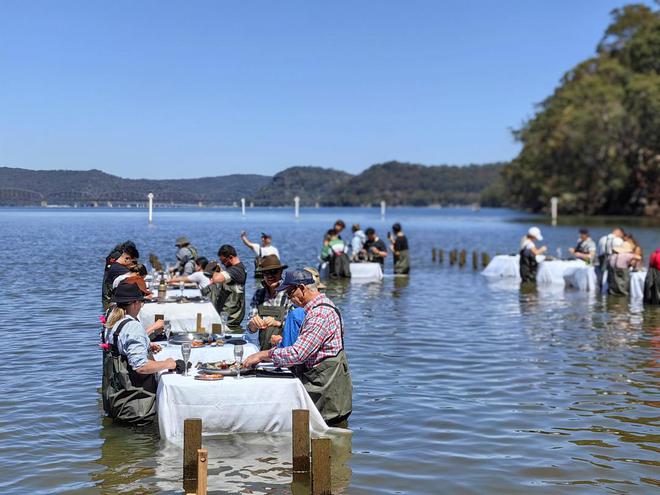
[262,316,280,328]
[568,247,575,254]
[211,271,223,284]
[270,334,283,346]
[248,315,266,331]
[540,246,548,254]
[163,358,177,371]
[150,343,162,354]
[242,351,266,368]
[241,231,247,237]
[147,319,164,335]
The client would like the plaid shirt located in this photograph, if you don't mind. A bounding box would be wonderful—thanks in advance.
[269,293,343,368]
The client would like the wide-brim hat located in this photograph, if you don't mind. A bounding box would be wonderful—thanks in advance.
[203,261,221,277]
[303,266,326,290]
[112,281,147,304]
[613,241,634,254]
[175,236,190,246]
[259,255,288,272]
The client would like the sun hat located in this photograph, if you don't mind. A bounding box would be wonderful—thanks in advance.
[175,236,190,246]
[276,270,315,292]
[111,281,146,304]
[303,266,326,290]
[527,226,543,241]
[613,241,634,254]
[203,261,221,277]
[259,255,288,272]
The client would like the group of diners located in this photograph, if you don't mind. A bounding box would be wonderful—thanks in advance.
[100,233,353,427]
[519,225,660,300]
[319,219,410,278]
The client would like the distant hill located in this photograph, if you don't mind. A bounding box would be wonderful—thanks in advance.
[251,166,353,206]
[0,162,506,206]
[324,161,506,206]
[0,167,271,205]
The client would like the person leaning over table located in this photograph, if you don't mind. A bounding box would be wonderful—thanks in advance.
[519,226,547,284]
[568,228,596,263]
[168,256,211,289]
[102,241,139,311]
[245,255,292,350]
[243,269,352,426]
[102,282,176,426]
[363,227,388,266]
[201,245,247,331]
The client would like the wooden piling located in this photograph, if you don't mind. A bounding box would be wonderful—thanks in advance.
[183,418,202,493]
[432,248,436,262]
[196,313,203,332]
[459,249,466,267]
[292,409,310,474]
[211,323,222,334]
[450,249,457,265]
[438,249,444,264]
[311,437,332,495]
[197,448,208,495]
[472,251,478,270]
[155,314,164,321]
[481,252,490,268]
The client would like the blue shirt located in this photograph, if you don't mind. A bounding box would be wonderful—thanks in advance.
[107,316,150,370]
[279,308,305,348]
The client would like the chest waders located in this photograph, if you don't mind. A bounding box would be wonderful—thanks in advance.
[607,255,630,296]
[328,251,351,279]
[519,248,538,284]
[257,304,286,351]
[394,249,410,275]
[254,247,263,280]
[644,267,660,305]
[220,269,247,330]
[292,304,353,426]
[103,318,157,426]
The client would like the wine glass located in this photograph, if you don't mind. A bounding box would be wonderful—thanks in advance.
[181,342,192,377]
[234,344,244,379]
[164,320,172,343]
[179,281,185,299]
[220,311,229,338]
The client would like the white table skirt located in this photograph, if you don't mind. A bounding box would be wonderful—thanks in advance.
[320,262,383,280]
[139,301,220,334]
[537,259,588,286]
[156,369,328,443]
[155,342,259,366]
[563,266,598,292]
[481,255,521,280]
[631,270,646,300]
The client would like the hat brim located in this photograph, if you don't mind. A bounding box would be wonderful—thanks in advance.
[261,263,288,272]
[111,295,146,304]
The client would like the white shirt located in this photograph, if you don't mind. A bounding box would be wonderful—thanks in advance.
[187,271,210,289]
[247,242,279,259]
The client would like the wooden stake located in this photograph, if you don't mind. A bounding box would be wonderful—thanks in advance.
[197,448,208,495]
[183,418,202,493]
[292,409,310,473]
[459,249,466,267]
[472,251,478,270]
[311,437,331,495]
[211,323,222,334]
[481,252,490,268]
[196,313,202,331]
[450,249,457,265]
[438,249,444,264]
[432,248,436,262]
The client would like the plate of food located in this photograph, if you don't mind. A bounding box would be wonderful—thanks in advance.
[197,360,243,376]
[194,374,224,381]
[191,340,206,348]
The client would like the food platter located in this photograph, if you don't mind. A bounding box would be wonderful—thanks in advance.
[194,374,224,381]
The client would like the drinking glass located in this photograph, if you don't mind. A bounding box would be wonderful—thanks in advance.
[181,342,192,377]
[220,311,229,337]
[179,281,185,299]
[164,320,172,342]
[234,344,244,379]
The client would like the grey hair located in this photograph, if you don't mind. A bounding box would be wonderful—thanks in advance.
[303,283,318,291]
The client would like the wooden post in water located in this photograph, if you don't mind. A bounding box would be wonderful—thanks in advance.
[438,249,444,264]
[197,449,208,495]
[459,249,466,267]
[183,418,202,493]
[432,248,436,262]
[211,323,222,334]
[449,249,457,265]
[482,252,490,268]
[196,313,202,332]
[292,409,310,475]
[311,437,331,495]
[472,251,478,270]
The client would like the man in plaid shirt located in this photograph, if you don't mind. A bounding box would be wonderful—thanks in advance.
[243,269,353,425]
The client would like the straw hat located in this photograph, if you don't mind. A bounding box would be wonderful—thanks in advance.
[613,241,634,254]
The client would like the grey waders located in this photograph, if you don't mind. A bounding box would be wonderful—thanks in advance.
[102,318,157,426]
[644,267,660,305]
[292,303,352,426]
[519,248,538,284]
[607,256,630,296]
[394,249,410,275]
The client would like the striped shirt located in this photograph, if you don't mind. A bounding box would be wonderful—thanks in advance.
[268,293,343,368]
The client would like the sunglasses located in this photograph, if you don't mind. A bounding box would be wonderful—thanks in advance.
[262,269,282,277]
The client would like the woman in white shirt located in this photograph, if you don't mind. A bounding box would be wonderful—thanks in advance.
[168,257,211,289]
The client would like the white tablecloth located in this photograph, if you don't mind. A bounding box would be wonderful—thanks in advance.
[631,270,646,300]
[537,259,588,286]
[320,262,383,280]
[563,265,598,292]
[139,301,220,334]
[481,255,520,280]
[156,367,328,443]
[155,342,259,366]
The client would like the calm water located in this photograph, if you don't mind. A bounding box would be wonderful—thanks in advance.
[0,207,658,494]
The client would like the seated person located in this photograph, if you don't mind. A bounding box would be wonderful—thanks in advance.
[519,227,547,284]
[363,228,388,266]
[608,242,641,296]
[568,228,596,263]
[246,255,292,350]
[168,257,210,289]
[321,229,351,278]
[102,282,176,425]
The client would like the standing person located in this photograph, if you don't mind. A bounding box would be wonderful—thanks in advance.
[168,257,211,289]
[170,237,197,276]
[596,228,625,290]
[608,242,641,296]
[202,245,247,331]
[363,228,388,266]
[102,282,176,425]
[644,247,660,305]
[102,241,139,311]
[519,227,547,284]
[333,219,346,239]
[321,229,351,278]
[245,255,292,350]
[350,224,366,261]
[388,222,410,275]
[624,233,643,270]
[242,270,352,426]
[568,228,596,263]
[240,231,279,278]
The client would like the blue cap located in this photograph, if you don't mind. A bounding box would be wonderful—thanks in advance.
[276,269,315,292]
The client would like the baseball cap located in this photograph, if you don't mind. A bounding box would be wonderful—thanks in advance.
[276,269,315,292]
[527,226,543,241]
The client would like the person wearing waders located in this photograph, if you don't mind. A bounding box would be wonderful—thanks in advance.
[170,236,197,276]
[519,227,547,284]
[102,282,176,425]
[388,222,410,275]
[644,248,660,305]
[242,270,352,426]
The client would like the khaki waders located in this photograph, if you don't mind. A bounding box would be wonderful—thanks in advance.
[257,304,286,351]
[394,249,410,275]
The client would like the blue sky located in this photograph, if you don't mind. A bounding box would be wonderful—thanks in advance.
[0,1,648,178]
